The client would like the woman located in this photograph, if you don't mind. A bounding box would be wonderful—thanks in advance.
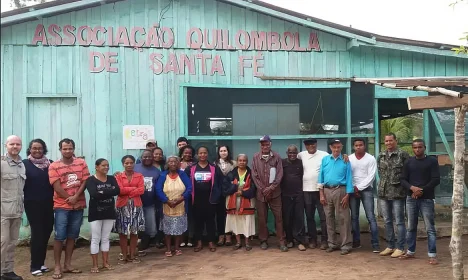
[23,139,54,277]
[155,156,192,257]
[223,154,256,251]
[185,146,223,252]
[134,150,160,256]
[85,159,120,273]
[179,145,195,171]
[214,145,237,246]
[178,145,195,247]
[153,147,165,171]
[114,155,145,264]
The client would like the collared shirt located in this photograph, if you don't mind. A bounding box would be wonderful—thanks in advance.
[349,153,377,191]
[298,150,329,192]
[377,148,410,199]
[1,154,26,218]
[251,150,283,202]
[280,158,303,197]
[318,154,353,194]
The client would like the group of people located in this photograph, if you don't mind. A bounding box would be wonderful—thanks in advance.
[0,132,440,280]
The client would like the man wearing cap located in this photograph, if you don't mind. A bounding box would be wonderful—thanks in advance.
[318,139,353,255]
[251,135,287,252]
[297,138,329,250]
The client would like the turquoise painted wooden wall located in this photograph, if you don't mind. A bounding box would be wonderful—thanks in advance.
[1,0,467,240]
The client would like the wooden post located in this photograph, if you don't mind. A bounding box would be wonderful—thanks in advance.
[450,104,467,280]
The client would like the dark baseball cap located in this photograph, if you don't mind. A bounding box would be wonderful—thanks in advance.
[303,138,317,145]
[329,138,342,145]
[259,135,271,142]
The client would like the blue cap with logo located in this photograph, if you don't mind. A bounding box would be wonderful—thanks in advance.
[259,135,272,142]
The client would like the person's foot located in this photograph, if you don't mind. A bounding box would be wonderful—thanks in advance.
[279,244,289,252]
[138,250,147,257]
[352,241,361,249]
[245,244,253,251]
[286,241,294,248]
[429,257,438,265]
[180,242,186,247]
[31,270,43,277]
[326,247,337,253]
[379,248,395,256]
[372,248,381,253]
[298,244,306,251]
[320,243,329,250]
[217,235,225,246]
[40,266,50,273]
[225,235,233,246]
[208,242,217,252]
[2,272,24,280]
[391,249,405,258]
[90,267,100,273]
[260,241,268,250]
[233,243,242,250]
[341,249,351,255]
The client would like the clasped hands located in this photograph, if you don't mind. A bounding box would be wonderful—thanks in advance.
[410,186,423,199]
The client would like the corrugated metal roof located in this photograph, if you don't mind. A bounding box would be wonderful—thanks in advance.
[0,0,460,50]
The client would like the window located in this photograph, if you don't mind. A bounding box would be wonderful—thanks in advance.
[187,88,347,136]
[351,83,374,134]
[429,109,468,153]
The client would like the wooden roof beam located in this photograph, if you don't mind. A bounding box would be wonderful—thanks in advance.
[407,95,468,110]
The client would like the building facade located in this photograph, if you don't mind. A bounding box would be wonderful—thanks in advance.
[1,0,467,239]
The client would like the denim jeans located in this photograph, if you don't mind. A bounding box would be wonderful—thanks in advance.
[406,197,437,257]
[143,205,157,237]
[350,187,380,249]
[380,199,406,250]
[54,209,84,241]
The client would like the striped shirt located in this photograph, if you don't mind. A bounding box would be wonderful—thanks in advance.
[49,158,90,210]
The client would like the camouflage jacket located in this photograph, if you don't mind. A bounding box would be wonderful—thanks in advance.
[377,148,410,200]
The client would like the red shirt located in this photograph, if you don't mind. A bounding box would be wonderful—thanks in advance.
[115,172,145,208]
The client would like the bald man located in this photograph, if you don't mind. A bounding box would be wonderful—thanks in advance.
[1,135,25,280]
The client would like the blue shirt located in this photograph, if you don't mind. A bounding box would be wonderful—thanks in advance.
[134,163,161,207]
[318,154,353,194]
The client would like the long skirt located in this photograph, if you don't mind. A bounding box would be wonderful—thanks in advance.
[113,199,145,235]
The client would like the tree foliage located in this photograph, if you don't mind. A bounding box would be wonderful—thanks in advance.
[10,0,46,9]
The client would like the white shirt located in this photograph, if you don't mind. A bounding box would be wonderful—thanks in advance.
[349,153,377,191]
[298,150,329,192]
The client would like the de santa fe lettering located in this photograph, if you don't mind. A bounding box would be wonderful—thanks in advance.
[31,24,321,76]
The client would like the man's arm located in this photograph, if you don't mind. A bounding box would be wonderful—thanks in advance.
[357,157,377,189]
[421,158,441,192]
[52,180,70,199]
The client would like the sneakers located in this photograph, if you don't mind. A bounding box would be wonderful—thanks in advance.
[372,248,381,253]
[379,248,395,256]
[298,244,306,251]
[286,242,294,248]
[352,241,361,249]
[391,249,405,258]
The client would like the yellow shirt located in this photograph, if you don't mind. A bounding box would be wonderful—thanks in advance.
[162,175,186,217]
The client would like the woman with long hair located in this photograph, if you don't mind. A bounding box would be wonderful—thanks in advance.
[214,145,237,246]
[185,146,223,252]
[224,154,257,251]
[23,139,54,277]
[114,155,145,264]
[155,156,192,257]
[85,159,120,273]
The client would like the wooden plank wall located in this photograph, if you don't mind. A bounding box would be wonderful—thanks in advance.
[1,0,467,172]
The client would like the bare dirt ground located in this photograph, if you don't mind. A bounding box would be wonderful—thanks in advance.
[14,234,468,280]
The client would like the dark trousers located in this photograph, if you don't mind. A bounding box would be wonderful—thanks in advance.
[257,194,285,243]
[304,191,327,244]
[24,199,54,272]
[193,203,216,242]
[215,200,227,236]
[282,195,307,245]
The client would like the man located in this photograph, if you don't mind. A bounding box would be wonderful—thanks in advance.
[297,138,329,250]
[348,139,380,252]
[377,133,409,258]
[136,139,157,164]
[48,138,90,279]
[400,139,440,265]
[134,149,161,256]
[176,137,189,151]
[318,139,353,255]
[251,135,287,252]
[1,135,25,280]
[280,145,307,251]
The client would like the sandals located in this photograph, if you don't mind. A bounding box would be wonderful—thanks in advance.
[175,249,182,256]
[217,236,225,246]
[429,258,438,265]
[245,244,252,251]
[165,251,173,257]
[101,265,114,271]
[132,257,141,264]
[118,253,130,261]
[209,245,217,252]
[63,269,82,274]
[399,254,415,260]
[90,267,100,273]
[194,246,203,252]
[233,243,242,250]
[52,272,63,279]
